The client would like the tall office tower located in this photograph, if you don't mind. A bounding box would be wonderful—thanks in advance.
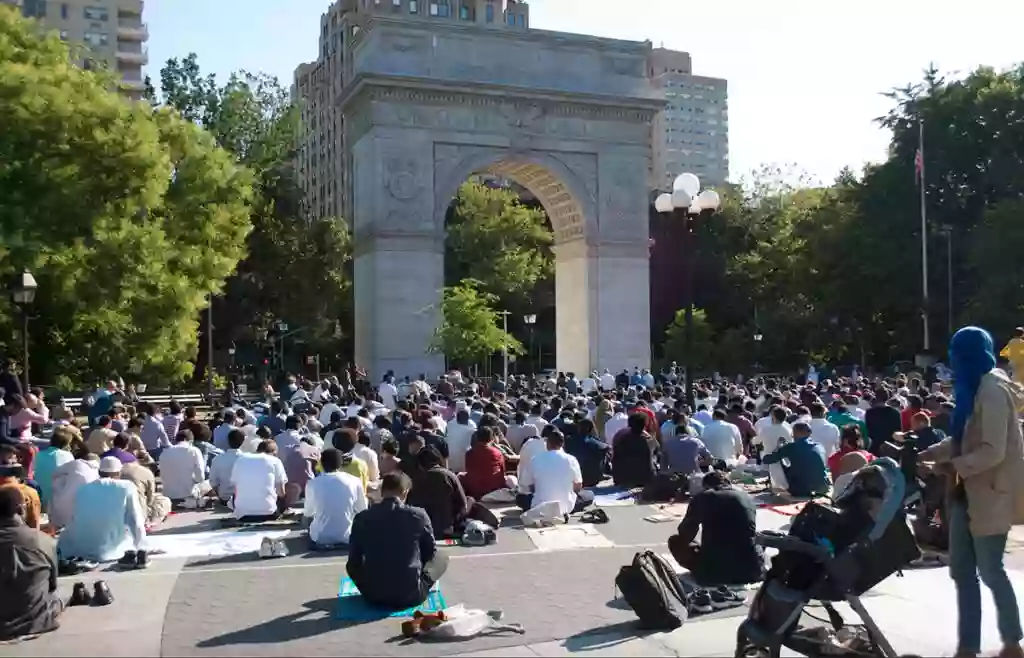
[292,0,531,222]
[648,47,729,189]
[7,0,148,99]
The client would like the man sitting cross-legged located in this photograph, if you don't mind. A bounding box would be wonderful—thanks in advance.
[668,470,765,587]
[0,487,63,641]
[229,440,288,522]
[517,428,594,522]
[57,456,145,562]
[304,448,367,549]
[347,471,449,610]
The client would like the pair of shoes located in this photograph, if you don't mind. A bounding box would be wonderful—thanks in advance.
[689,589,713,614]
[401,619,421,638]
[712,585,744,608]
[258,537,289,559]
[117,550,149,569]
[68,581,114,607]
[580,509,610,524]
[413,610,447,631]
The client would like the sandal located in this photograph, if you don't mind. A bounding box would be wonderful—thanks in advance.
[581,509,610,524]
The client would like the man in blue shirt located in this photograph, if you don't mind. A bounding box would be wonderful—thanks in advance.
[762,421,830,497]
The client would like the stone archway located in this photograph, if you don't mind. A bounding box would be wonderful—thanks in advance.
[341,17,661,380]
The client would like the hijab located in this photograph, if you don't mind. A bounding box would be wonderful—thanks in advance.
[949,326,996,449]
[594,398,613,437]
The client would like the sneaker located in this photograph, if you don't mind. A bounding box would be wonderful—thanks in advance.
[92,580,114,606]
[715,585,744,604]
[68,582,92,607]
[270,539,289,558]
[689,589,713,614]
[709,587,734,609]
[135,550,149,569]
[117,550,137,568]
[258,537,275,559]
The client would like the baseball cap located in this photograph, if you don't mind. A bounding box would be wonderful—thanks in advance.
[99,456,123,474]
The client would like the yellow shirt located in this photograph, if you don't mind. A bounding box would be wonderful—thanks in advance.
[1000,338,1024,364]
[339,456,368,493]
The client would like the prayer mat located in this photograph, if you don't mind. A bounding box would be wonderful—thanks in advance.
[335,577,446,621]
[589,485,641,507]
[761,501,809,517]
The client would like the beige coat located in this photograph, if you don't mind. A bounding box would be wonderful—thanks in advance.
[922,369,1024,536]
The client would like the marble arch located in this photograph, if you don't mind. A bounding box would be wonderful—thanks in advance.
[340,15,662,379]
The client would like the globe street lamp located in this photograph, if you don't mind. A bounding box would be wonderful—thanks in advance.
[523,314,537,374]
[10,270,38,391]
[655,173,721,407]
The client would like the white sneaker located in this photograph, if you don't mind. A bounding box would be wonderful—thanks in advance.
[258,537,274,559]
[271,539,289,558]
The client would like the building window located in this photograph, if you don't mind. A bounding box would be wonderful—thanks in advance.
[59,29,69,40]
[437,0,449,16]
[429,2,438,15]
[458,4,468,19]
[60,2,68,18]
[83,6,108,20]
[22,0,47,18]
[485,3,494,22]
[83,31,108,46]
[409,0,418,11]
[506,12,515,24]
[516,13,524,26]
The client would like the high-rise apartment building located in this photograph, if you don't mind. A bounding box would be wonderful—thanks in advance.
[5,0,148,99]
[292,0,531,222]
[648,48,729,189]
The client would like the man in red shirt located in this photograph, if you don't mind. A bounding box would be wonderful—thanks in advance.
[827,425,874,480]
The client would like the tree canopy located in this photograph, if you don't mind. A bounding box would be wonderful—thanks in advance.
[154,54,352,374]
[429,281,524,367]
[660,63,1024,374]
[0,8,253,386]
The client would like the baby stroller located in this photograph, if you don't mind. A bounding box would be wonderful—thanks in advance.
[735,458,921,658]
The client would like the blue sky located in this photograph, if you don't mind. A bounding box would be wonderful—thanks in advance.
[145,0,1024,184]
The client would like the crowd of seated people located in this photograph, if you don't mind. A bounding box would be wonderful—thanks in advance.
[0,364,972,641]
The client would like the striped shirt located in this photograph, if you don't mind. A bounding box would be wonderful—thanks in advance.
[161,414,182,441]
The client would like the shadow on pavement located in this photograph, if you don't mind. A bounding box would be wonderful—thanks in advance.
[562,620,648,651]
[195,597,369,647]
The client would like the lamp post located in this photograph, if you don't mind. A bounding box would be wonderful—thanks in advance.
[655,173,720,408]
[276,321,289,373]
[523,313,537,375]
[10,270,37,392]
[938,225,953,340]
[753,330,763,373]
[498,311,511,381]
[228,344,236,374]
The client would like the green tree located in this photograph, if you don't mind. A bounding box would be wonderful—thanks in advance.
[429,281,524,367]
[0,8,253,385]
[155,54,352,369]
[446,182,553,306]
[965,200,1024,336]
[660,308,720,376]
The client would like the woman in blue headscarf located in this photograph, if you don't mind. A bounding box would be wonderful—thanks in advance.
[921,326,1024,658]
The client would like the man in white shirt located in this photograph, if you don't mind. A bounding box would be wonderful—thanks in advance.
[603,406,629,443]
[303,448,367,548]
[752,406,792,490]
[808,402,841,457]
[230,444,288,521]
[213,409,240,451]
[599,369,615,391]
[517,430,593,520]
[274,415,304,452]
[444,409,476,472]
[693,404,714,427]
[319,399,344,427]
[378,376,398,410]
[515,431,547,507]
[582,372,598,394]
[700,409,744,463]
[209,429,245,501]
[525,404,548,434]
[349,431,380,483]
[159,430,209,502]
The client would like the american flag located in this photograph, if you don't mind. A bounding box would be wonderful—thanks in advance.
[914,147,924,183]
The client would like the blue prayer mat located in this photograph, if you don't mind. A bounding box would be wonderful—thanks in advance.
[335,576,446,621]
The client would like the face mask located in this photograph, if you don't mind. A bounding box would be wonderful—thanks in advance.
[288,384,297,392]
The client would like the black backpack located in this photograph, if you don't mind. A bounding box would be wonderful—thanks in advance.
[640,473,684,502]
[614,550,689,630]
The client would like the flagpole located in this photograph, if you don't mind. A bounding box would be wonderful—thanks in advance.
[919,119,931,353]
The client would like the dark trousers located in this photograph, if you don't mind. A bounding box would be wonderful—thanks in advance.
[348,550,450,610]
[515,489,594,513]
[235,496,288,523]
[667,535,701,573]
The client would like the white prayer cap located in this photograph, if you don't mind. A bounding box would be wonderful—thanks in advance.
[99,456,123,474]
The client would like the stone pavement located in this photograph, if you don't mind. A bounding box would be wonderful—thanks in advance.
[2,503,1023,658]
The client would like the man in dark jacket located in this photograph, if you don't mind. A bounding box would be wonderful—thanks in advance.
[668,471,764,586]
[0,487,62,640]
[347,471,449,610]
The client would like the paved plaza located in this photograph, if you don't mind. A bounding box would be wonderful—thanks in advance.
[2,498,1023,658]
